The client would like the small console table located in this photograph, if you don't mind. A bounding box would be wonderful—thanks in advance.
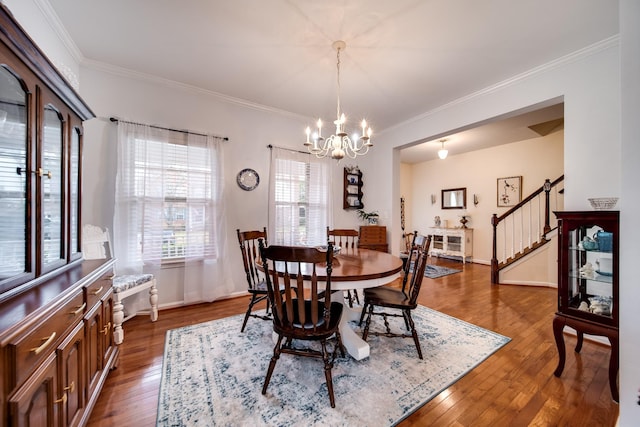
[427,227,473,263]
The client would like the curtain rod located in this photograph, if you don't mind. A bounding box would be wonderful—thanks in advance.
[266,144,310,156]
[109,117,229,141]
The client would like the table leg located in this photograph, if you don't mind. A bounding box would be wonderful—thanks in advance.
[337,300,370,361]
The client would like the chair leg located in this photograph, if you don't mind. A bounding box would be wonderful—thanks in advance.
[241,294,258,332]
[262,335,283,395]
[352,289,360,305]
[405,309,423,359]
[321,340,336,408]
[362,304,374,341]
[358,302,368,326]
[345,290,354,308]
[149,283,159,322]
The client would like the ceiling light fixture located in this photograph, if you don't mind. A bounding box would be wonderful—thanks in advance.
[304,40,372,160]
[438,139,448,159]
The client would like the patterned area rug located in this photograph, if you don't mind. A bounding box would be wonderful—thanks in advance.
[157,306,510,426]
[424,264,462,279]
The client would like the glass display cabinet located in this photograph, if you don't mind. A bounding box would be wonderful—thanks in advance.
[343,166,363,209]
[553,211,618,402]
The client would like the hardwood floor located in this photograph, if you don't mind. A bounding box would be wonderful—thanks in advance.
[87,259,619,426]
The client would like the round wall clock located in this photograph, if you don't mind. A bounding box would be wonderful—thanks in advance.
[237,168,260,191]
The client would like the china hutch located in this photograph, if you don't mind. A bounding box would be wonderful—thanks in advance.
[0,4,118,426]
[553,211,618,402]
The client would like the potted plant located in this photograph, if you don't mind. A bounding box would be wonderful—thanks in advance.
[357,209,379,225]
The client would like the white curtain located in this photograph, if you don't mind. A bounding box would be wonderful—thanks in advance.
[114,121,229,314]
[268,147,333,246]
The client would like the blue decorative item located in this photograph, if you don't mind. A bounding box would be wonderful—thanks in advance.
[582,237,598,251]
[595,231,613,252]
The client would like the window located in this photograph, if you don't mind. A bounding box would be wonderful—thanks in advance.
[269,148,332,247]
[114,122,224,267]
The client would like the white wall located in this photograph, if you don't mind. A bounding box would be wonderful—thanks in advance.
[619,0,640,423]
[406,130,563,265]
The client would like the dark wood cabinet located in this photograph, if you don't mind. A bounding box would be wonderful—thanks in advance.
[343,167,363,209]
[0,5,118,426]
[358,225,388,252]
[553,210,618,402]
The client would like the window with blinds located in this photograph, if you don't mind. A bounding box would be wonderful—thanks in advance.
[124,128,220,263]
[272,156,330,247]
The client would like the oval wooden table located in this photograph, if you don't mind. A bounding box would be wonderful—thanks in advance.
[260,246,403,360]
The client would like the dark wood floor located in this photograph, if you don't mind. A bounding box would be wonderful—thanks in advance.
[87,259,619,426]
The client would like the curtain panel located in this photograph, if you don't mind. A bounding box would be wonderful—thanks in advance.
[114,121,229,313]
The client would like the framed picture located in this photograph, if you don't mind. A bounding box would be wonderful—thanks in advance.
[497,176,522,207]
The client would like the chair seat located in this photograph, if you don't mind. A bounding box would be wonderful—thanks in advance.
[363,286,415,309]
[112,273,155,293]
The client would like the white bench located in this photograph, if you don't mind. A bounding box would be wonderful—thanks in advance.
[83,224,158,345]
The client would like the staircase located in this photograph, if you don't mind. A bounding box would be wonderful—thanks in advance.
[491,176,564,284]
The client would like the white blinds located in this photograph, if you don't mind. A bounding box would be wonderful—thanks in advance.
[114,122,224,269]
[268,147,332,247]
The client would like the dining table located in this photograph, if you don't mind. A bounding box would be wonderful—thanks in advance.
[259,246,403,360]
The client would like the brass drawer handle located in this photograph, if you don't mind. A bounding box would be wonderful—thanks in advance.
[64,381,75,393]
[54,392,67,405]
[91,286,104,296]
[70,303,86,316]
[101,322,111,335]
[30,332,56,355]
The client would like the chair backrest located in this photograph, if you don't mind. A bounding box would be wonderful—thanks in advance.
[326,227,358,249]
[237,227,267,290]
[401,232,431,292]
[259,241,334,334]
[406,244,431,307]
[82,224,113,260]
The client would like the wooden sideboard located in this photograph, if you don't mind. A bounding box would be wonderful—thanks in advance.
[0,259,119,426]
[358,225,388,252]
[427,227,473,263]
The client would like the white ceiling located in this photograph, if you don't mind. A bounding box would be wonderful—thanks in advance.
[45,0,618,163]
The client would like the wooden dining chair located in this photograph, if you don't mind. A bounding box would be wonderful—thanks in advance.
[237,227,272,332]
[258,240,345,408]
[326,226,360,307]
[359,236,431,359]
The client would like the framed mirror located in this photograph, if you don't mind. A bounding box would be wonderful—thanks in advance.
[441,187,467,209]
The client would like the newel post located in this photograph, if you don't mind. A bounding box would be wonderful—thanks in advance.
[543,179,552,235]
[491,214,499,284]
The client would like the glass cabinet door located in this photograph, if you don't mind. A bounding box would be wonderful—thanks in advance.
[69,126,81,259]
[561,214,617,326]
[42,105,64,269]
[0,65,30,287]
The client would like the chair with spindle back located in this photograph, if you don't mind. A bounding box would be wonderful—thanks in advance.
[237,227,272,332]
[326,226,360,307]
[359,235,431,359]
[258,241,344,408]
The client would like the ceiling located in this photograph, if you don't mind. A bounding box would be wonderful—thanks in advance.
[44,0,618,163]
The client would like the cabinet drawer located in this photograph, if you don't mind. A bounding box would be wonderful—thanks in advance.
[8,291,85,387]
[85,272,114,309]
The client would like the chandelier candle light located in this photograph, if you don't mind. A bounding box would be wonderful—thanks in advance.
[304,41,372,160]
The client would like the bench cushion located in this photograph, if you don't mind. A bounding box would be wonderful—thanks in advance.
[112,274,154,293]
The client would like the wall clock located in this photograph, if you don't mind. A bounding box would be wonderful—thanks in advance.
[237,168,260,191]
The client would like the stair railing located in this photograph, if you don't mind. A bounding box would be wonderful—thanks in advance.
[491,175,564,283]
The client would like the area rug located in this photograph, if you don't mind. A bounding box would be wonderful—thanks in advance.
[157,306,510,426]
[424,264,462,279]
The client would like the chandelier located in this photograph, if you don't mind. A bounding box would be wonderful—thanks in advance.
[304,40,372,160]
